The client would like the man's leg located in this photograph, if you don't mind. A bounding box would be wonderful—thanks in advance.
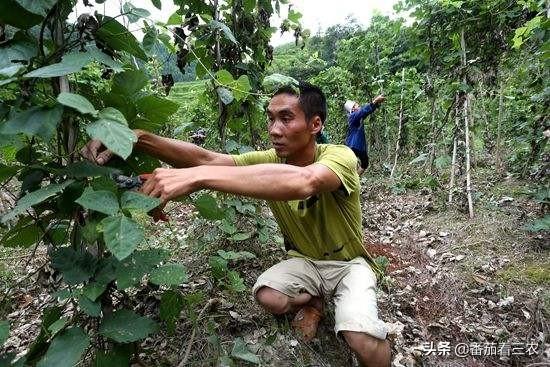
[341,331,390,367]
[333,258,390,366]
[252,258,324,340]
[255,286,323,315]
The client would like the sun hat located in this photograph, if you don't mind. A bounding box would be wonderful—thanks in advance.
[344,100,356,113]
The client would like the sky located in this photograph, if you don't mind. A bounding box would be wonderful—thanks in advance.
[70,0,400,45]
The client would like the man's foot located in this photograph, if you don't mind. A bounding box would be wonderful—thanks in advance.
[291,305,323,341]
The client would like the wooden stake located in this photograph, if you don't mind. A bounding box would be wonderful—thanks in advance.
[390,68,405,179]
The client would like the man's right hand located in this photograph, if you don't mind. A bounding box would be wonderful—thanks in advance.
[80,139,113,165]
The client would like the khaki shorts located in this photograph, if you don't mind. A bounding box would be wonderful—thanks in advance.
[253,256,388,340]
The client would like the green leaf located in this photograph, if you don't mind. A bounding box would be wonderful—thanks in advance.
[1,105,63,141]
[1,221,41,248]
[227,270,246,292]
[262,73,299,93]
[36,327,90,367]
[0,64,24,78]
[150,264,188,286]
[166,11,181,25]
[159,290,184,334]
[209,20,238,44]
[75,187,120,216]
[0,164,19,182]
[115,249,169,289]
[25,307,62,364]
[121,191,160,213]
[230,232,253,241]
[0,0,43,29]
[82,282,107,302]
[24,51,92,78]
[216,87,234,105]
[525,215,550,232]
[1,180,74,224]
[47,317,68,337]
[233,75,251,101]
[57,92,98,116]
[231,337,260,364]
[96,15,147,60]
[112,70,149,97]
[243,0,256,12]
[287,9,302,23]
[150,0,161,9]
[101,215,144,260]
[99,310,158,343]
[61,161,119,179]
[216,70,234,85]
[86,107,137,160]
[95,257,119,285]
[122,2,151,23]
[136,95,179,124]
[93,347,132,367]
[217,250,255,261]
[0,40,37,70]
[51,247,97,285]
[78,295,101,317]
[0,321,9,346]
[194,193,225,220]
[209,256,227,280]
[15,0,57,16]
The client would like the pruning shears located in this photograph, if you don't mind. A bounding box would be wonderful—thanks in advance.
[112,173,169,222]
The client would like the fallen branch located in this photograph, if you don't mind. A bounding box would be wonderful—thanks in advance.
[178,298,220,367]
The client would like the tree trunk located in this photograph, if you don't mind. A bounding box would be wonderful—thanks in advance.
[460,29,475,218]
[53,9,76,162]
[390,68,405,179]
[213,0,228,151]
[425,94,437,174]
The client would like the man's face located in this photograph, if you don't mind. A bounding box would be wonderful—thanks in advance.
[351,103,360,113]
[267,93,316,158]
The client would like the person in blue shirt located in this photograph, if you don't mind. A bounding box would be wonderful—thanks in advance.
[344,95,385,174]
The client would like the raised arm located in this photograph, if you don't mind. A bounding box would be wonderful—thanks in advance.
[134,130,234,167]
[81,129,234,167]
[141,162,342,203]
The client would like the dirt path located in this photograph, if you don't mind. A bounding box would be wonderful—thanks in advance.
[361,180,548,367]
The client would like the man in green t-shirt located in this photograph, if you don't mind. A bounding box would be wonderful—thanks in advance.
[82,82,390,367]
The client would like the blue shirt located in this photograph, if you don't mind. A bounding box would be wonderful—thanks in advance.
[345,103,377,152]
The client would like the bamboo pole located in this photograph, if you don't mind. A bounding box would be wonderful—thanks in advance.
[448,106,459,204]
[390,68,405,179]
[460,29,475,218]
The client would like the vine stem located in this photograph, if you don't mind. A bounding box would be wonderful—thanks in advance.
[159,24,271,98]
[177,298,220,367]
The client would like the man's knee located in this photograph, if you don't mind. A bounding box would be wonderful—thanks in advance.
[341,330,387,356]
[255,286,291,315]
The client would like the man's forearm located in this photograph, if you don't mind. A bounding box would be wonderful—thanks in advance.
[134,130,232,168]
[194,163,325,201]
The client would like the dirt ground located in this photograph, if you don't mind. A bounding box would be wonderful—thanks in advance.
[0,175,548,366]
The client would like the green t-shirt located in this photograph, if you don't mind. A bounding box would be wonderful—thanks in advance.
[232,144,369,261]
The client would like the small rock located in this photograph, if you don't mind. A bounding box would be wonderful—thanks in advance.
[454,254,465,261]
[426,248,437,258]
[289,339,298,347]
[497,296,514,308]
[439,231,449,237]
[419,230,428,237]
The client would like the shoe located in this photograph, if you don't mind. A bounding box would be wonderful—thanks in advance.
[291,306,323,342]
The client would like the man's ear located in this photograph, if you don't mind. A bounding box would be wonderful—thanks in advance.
[309,116,322,135]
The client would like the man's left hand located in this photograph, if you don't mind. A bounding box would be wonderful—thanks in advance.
[372,95,386,105]
[140,167,198,204]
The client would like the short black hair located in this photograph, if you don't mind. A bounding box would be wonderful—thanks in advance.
[273,82,327,123]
